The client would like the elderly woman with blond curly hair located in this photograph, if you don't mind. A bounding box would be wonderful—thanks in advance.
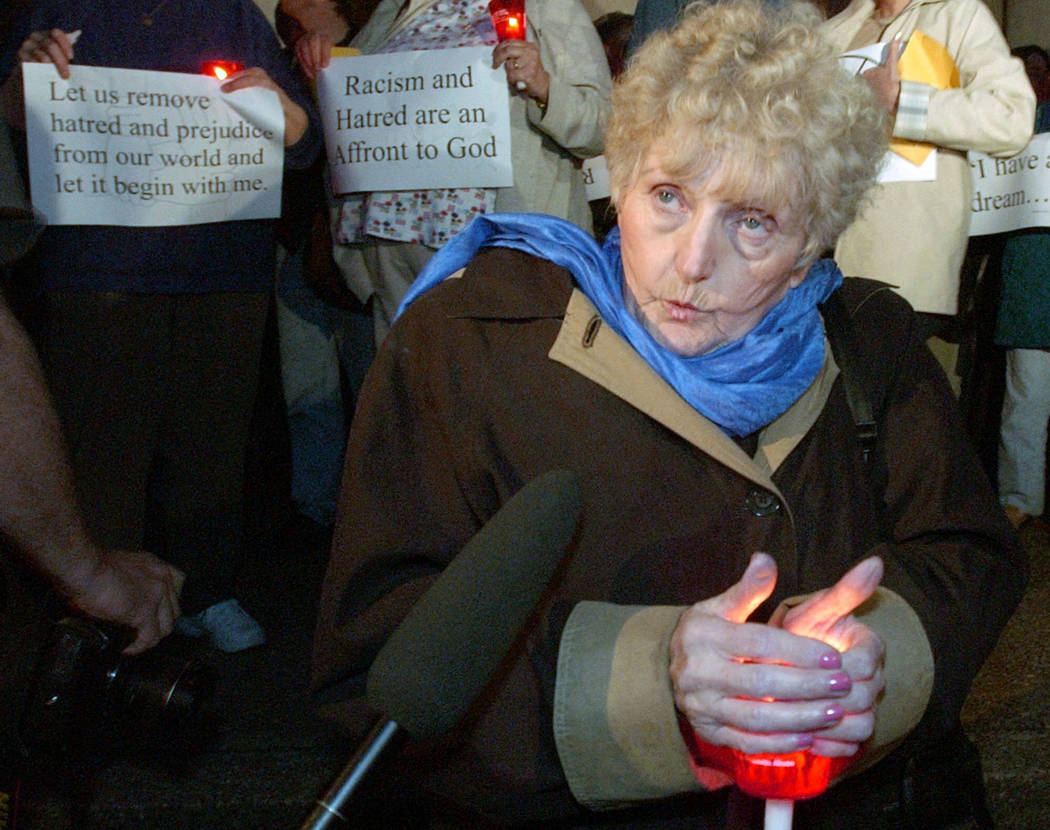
[312,2,1024,827]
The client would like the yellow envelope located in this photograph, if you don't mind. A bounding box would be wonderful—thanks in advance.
[892,30,960,166]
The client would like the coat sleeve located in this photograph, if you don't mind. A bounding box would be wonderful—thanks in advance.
[526,0,612,159]
[893,1,1034,157]
[310,299,494,733]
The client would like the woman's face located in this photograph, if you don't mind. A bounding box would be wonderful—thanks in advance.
[617,150,811,357]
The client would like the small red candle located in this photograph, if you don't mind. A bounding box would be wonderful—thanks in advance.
[200,61,244,80]
[488,0,526,42]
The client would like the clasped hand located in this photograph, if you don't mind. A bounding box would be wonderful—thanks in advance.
[671,553,885,761]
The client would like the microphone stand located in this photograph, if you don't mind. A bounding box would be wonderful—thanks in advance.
[300,717,400,830]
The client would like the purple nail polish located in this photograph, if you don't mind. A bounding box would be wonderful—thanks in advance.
[796,733,815,749]
[828,672,852,693]
[824,704,844,723]
[819,652,842,669]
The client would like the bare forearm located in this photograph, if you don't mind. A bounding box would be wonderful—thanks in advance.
[0,295,102,594]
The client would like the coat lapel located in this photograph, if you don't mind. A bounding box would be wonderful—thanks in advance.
[548,289,839,491]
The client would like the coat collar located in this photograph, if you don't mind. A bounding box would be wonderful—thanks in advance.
[548,289,840,493]
[831,0,948,30]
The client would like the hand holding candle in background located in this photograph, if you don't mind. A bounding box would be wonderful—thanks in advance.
[489,0,549,104]
[491,38,549,105]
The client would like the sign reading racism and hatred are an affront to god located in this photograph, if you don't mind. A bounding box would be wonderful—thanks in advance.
[316,47,513,195]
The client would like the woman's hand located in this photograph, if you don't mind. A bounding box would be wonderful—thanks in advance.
[294,31,335,81]
[863,36,902,117]
[671,553,861,756]
[221,67,308,146]
[492,40,549,108]
[3,28,77,127]
[774,556,886,757]
[17,28,76,79]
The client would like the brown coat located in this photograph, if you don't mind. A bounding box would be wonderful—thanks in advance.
[313,247,1024,826]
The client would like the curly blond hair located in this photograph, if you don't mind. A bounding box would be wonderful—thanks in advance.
[606,0,886,260]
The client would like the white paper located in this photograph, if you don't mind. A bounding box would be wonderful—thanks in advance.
[23,63,284,227]
[969,133,1050,235]
[878,146,937,183]
[838,42,895,77]
[317,47,513,194]
[582,155,610,201]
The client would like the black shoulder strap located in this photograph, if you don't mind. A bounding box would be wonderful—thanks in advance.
[820,289,878,466]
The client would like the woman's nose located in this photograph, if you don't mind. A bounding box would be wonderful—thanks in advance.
[675,214,717,283]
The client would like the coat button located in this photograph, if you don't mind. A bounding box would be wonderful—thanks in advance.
[746,489,781,517]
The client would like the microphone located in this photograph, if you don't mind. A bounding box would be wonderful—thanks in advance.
[301,469,582,829]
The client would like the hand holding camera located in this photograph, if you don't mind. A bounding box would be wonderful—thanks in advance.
[64,547,184,655]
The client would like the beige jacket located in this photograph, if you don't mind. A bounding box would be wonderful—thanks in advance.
[823,0,1034,314]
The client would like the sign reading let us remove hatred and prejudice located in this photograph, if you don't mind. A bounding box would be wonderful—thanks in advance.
[23,63,284,227]
[316,47,513,195]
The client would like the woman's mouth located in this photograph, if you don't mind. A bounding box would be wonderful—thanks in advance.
[664,299,701,321]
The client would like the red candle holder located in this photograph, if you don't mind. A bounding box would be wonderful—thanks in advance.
[488,0,526,42]
[693,740,856,801]
[200,61,244,80]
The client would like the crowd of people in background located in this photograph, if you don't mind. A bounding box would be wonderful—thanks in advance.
[0,0,1047,827]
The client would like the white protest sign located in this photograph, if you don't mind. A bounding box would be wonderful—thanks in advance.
[23,63,284,227]
[317,47,513,194]
[969,133,1050,235]
[582,155,610,201]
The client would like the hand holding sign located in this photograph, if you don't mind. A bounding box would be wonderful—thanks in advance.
[220,66,308,146]
[17,28,78,79]
[2,28,79,129]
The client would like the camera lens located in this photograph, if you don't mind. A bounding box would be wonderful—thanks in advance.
[101,652,217,752]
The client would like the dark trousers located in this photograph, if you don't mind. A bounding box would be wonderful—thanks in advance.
[37,290,269,612]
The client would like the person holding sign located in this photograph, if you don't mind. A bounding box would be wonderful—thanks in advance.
[1,0,321,652]
[822,0,1034,365]
[312,3,1023,827]
[305,0,611,346]
[996,48,1050,531]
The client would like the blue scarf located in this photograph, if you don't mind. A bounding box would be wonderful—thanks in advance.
[398,213,842,437]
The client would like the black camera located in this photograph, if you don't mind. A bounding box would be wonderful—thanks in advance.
[16,615,216,761]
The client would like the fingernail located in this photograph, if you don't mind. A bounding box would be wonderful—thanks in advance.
[824,704,844,723]
[820,652,842,669]
[796,733,814,749]
[828,672,852,693]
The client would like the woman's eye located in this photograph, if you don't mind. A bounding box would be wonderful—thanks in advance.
[741,214,765,231]
[655,189,678,206]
